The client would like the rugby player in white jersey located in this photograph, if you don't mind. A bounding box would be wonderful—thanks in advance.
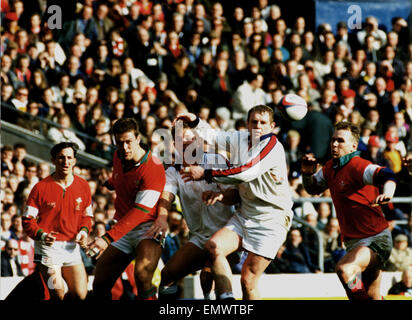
[155,122,239,299]
[175,105,294,300]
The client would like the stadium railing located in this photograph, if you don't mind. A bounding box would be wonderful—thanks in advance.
[1,102,114,168]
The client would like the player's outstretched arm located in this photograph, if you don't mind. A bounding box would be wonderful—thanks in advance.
[370,167,397,207]
[145,191,175,242]
[202,188,240,206]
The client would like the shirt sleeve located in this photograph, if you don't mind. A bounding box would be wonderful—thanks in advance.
[362,164,381,185]
[80,181,93,233]
[163,167,178,195]
[206,134,279,184]
[22,185,44,240]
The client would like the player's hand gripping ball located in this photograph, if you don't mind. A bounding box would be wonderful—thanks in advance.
[278,93,308,121]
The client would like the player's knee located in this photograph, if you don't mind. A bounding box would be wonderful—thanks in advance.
[335,262,357,281]
[135,263,155,284]
[205,239,221,259]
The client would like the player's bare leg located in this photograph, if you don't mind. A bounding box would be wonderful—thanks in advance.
[362,267,382,300]
[38,264,65,300]
[134,239,162,300]
[92,245,134,299]
[205,228,242,300]
[335,246,381,300]
[200,265,214,299]
[61,264,88,300]
[159,242,208,299]
[240,252,271,300]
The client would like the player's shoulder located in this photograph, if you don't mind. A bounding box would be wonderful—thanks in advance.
[146,152,166,171]
[73,174,89,185]
[33,176,53,189]
[349,155,373,168]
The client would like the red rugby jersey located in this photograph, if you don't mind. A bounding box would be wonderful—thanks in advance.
[321,156,388,240]
[23,175,93,241]
[106,150,166,241]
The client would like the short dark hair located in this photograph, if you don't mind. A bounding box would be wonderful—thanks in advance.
[334,121,360,143]
[13,143,26,150]
[50,142,79,159]
[112,117,139,137]
[247,104,274,123]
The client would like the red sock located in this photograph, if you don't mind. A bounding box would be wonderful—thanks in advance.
[136,286,157,300]
[345,273,369,300]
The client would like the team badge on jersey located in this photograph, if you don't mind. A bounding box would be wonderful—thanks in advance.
[47,202,56,209]
[75,197,82,211]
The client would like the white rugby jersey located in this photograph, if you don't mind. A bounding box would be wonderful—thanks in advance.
[164,153,235,245]
[193,119,294,223]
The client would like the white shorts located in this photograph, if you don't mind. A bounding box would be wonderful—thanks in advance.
[34,240,82,268]
[225,212,289,259]
[111,221,155,255]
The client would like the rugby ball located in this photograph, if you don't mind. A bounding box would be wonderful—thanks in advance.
[278,93,308,121]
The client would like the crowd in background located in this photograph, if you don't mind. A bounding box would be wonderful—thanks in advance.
[1,0,412,284]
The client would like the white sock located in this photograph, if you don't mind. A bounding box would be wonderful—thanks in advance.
[159,284,178,295]
[219,292,234,300]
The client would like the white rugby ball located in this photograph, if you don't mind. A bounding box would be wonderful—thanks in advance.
[278,93,308,121]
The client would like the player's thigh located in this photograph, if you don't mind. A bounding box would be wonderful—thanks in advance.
[241,252,271,282]
[93,245,133,287]
[134,239,162,273]
[336,245,379,274]
[62,263,88,296]
[206,227,242,257]
[37,264,65,298]
[162,242,208,281]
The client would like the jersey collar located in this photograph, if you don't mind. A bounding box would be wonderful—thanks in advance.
[136,150,151,166]
[333,150,361,168]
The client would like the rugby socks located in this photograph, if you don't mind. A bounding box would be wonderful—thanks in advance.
[136,286,157,300]
[344,272,369,300]
[218,292,235,300]
[158,284,179,300]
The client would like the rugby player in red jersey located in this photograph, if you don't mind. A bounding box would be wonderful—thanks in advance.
[22,142,93,300]
[88,118,166,300]
[302,121,397,300]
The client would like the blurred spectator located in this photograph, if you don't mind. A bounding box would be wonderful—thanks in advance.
[383,130,403,174]
[9,214,24,240]
[281,228,320,273]
[284,130,303,179]
[385,234,412,272]
[17,231,35,276]
[231,70,266,120]
[360,135,390,167]
[388,266,412,296]
[14,161,38,207]
[1,239,24,277]
[214,107,235,131]
[320,217,343,272]
[47,113,86,150]
[37,162,50,180]
[316,202,332,230]
[16,101,48,135]
[1,212,13,249]
[161,209,183,265]
[1,145,15,176]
